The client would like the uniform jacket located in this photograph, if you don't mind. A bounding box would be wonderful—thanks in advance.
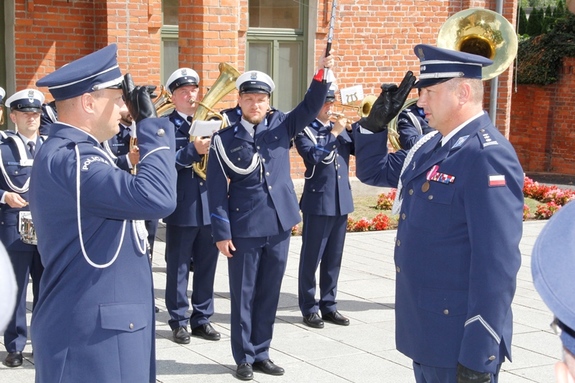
[162,110,210,227]
[295,119,354,216]
[29,118,176,383]
[207,79,330,241]
[104,123,133,171]
[354,112,524,373]
[0,132,43,251]
[397,105,434,150]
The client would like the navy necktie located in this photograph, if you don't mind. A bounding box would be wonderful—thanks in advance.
[28,141,36,158]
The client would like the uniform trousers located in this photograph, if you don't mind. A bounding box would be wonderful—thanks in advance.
[298,213,347,316]
[413,361,501,383]
[228,230,290,365]
[4,249,43,352]
[165,224,218,330]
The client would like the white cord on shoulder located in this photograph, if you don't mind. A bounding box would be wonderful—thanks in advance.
[74,144,126,268]
[391,130,439,215]
[212,134,261,176]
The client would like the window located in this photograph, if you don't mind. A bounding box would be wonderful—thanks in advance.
[161,0,179,86]
[247,0,307,111]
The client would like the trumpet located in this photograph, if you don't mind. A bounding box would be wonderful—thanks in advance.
[331,95,377,120]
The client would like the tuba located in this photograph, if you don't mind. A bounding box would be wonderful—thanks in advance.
[388,8,518,151]
[153,85,175,116]
[190,62,241,179]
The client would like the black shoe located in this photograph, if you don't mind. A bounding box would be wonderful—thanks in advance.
[253,359,285,376]
[172,326,190,344]
[191,323,221,341]
[236,363,253,380]
[322,310,350,326]
[3,352,23,368]
[303,312,324,328]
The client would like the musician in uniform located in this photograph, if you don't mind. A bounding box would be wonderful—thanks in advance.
[162,67,221,344]
[0,89,45,368]
[354,45,524,382]
[294,84,354,329]
[397,103,433,150]
[30,44,177,383]
[206,55,335,380]
[102,110,159,256]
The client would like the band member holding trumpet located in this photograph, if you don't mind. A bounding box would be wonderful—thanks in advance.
[162,68,221,344]
[354,44,523,383]
[295,84,354,329]
[0,89,45,368]
[207,54,335,380]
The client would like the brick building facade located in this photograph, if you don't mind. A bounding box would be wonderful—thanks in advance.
[2,0,528,179]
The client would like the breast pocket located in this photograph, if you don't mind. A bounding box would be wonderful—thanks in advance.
[229,144,256,167]
[407,181,455,234]
[263,133,286,158]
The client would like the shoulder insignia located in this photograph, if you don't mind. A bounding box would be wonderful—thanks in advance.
[81,155,109,171]
[478,129,498,148]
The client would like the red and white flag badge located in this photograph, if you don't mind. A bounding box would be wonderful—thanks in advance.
[488,174,506,187]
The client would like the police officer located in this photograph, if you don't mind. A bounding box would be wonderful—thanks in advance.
[102,110,159,256]
[354,45,524,382]
[397,103,434,150]
[532,201,575,382]
[31,44,177,383]
[206,55,335,380]
[162,68,221,344]
[295,84,354,329]
[0,89,45,368]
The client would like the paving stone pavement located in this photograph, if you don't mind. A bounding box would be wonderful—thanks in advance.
[0,219,560,382]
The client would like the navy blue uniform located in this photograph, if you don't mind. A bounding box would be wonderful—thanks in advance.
[295,120,354,317]
[29,118,176,383]
[354,112,523,375]
[0,132,44,355]
[162,110,219,331]
[397,104,434,149]
[104,124,159,254]
[207,78,330,365]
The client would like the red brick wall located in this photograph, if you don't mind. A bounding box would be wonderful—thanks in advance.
[510,57,575,175]
[10,0,525,178]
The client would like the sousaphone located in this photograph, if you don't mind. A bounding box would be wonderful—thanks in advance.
[388,8,518,150]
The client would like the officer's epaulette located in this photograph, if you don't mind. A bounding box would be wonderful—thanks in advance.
[217,123,235,135]
[477,128,499,149]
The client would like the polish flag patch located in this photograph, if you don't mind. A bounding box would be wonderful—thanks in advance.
[488,174,506,187]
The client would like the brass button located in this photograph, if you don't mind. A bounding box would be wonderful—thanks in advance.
[199,182,204,186]
[488,355,496,361]
[443,309,449,315]
[256,146,260,150]
[428,195,434,200]
[396,239,401,246]
[268,185,272,190]
[129,323,134,329]
[265,172,270,176]
[408,189,414,195]
[401,213,406,220]
[157,128,165,137]
[396,266,400,273]
[236,208,240,211]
